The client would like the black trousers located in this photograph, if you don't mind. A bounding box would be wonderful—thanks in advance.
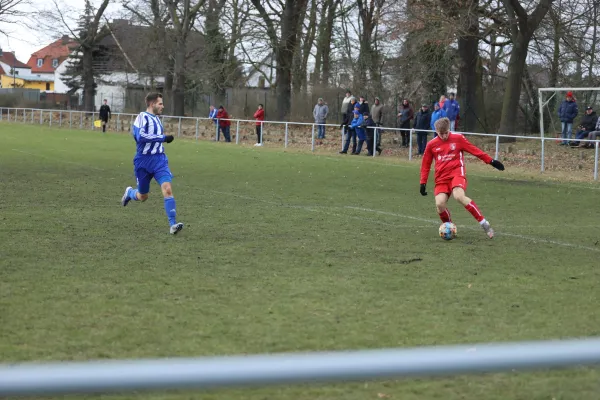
[256,125,262,143]
[399,121,411,146]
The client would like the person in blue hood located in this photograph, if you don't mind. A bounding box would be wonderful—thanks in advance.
[350,109,366,154]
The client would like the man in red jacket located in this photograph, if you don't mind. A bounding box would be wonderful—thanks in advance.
[254,104,265,146]
[216,106,231,142]
[419,118,505,238]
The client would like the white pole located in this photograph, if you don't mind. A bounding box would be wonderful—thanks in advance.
[260,121,264,145]
[235,121,240,144]
[285,123,289,148]
[538,88,545,173]
[91,112,95,130]
[70,111,72,129]
[50,111,53,127]
[215,120,219,141]
[311,124,315,152]
[3,338,600,397]
[117,113,120,131]
[594,141,599,181]
[408,129,413,161]
[59,111,62,127]
[40,110,43,125]
[195,118,199,141]
[178,117,182,137]
[373,127,377,157]
[7,108,9,122]
[340,126,345,153]
[495,135,499,160]
[80,111,83,129]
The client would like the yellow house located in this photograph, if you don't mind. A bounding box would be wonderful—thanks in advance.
[0,48,54,91]
[0,74,54,91]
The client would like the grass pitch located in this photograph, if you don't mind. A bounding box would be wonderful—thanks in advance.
[1,123,600,400]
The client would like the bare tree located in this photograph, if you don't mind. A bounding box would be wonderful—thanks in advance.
[0,0,30,37]
[250,0,309,120]
[498,0,553,136]
[163,0,206,116]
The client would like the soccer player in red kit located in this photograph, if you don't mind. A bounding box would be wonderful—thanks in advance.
[419,118,505,238]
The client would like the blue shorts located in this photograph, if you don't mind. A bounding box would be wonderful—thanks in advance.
[133,156,172,194]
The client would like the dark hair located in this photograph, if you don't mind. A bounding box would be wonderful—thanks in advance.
[258,103,263,108]
[145,92,163,106]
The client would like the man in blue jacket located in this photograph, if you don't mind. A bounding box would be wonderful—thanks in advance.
[558,91,579,145]
[443,93,460,131]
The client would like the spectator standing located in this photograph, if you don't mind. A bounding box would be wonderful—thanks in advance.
[358,95,370,115]
[443,92,460,131]
[438,95,447,109]
[371,97,384,154]
[216,105,231,142]
[397,99,414,147]
[558,91,579,145]
[571,106,597,146]
[362,112,377,156]
[313,97,329,143]
[430,102,447,138]
[253,104,265,146]
[99,99,111,133]
[414,104,432,156]
[341,90,352,124]
[209,105,218,133]
[340,105,359,154]
[351,109,366,154]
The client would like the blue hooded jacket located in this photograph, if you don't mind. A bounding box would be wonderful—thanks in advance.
[430,107,446,130]
[351,112,365,140]
[443,99,460,121]
[558,100,578,123]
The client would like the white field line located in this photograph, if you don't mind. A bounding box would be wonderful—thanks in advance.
[345,206,600,252]
[12,147,600,250]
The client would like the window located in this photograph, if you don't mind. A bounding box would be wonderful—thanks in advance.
[52,59,58,68]
[46,83,50,91]
[37,58,43,67]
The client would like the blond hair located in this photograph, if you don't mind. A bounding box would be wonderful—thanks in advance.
[434,117,450,134]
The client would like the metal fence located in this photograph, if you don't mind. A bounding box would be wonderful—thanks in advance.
[1,106,599,180]
[1,337,600,397]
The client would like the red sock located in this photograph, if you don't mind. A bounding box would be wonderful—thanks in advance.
[464,201,485,223]
[438,209,452,223]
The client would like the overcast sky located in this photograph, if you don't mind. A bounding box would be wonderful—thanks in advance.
[0,0,122,62]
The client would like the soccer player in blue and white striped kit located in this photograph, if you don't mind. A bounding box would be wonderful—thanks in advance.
[121,92,184,234]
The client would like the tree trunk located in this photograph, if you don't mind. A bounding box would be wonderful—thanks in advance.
[171,35,186,116]
[457,19,479,132]
[275,0,308,120]
[320,0,338,87]
[498,39,528,138]
[82,49,96,111]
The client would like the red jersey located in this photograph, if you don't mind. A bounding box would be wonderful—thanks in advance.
[253,109,265,126]
[420,132,492,185]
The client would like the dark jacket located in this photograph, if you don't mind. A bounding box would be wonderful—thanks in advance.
[558,100,578,123]
[358,101,370,115]
[362,116,376,138]
[99,104,111,120]
[398,104,414,125]
[579,112,598,131]
[414,109,432,130]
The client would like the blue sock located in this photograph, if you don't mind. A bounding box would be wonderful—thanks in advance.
[128,188,139,201]
[164,196,177,226]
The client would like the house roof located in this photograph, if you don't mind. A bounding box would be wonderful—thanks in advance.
[27,35,77,73]
[0,50,30,71]
[5,73,54,82]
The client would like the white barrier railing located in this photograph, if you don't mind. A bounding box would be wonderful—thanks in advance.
[1,107,599,180]
[1,337,600,397]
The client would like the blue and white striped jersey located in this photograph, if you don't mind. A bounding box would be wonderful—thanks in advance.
[132,112,166,156]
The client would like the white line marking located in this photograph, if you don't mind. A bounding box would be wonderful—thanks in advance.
[345,206,600,252]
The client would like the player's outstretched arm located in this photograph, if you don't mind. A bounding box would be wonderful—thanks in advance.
[489,159,505,171]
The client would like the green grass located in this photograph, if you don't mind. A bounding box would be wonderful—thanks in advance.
[1,123,600,400]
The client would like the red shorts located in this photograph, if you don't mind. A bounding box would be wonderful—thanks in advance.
[434,176,467,196]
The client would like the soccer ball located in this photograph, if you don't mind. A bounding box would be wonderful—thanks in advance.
[439,222,457,240]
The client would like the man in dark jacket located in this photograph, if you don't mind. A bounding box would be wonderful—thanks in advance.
[397,99,414,148]
[558,91,579,145]
[362,112,378,156]
[570,106,597,146]
[358,96,370,115]
[414,104,431,155]
[99,99,111,133]
[571,106,598,146]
